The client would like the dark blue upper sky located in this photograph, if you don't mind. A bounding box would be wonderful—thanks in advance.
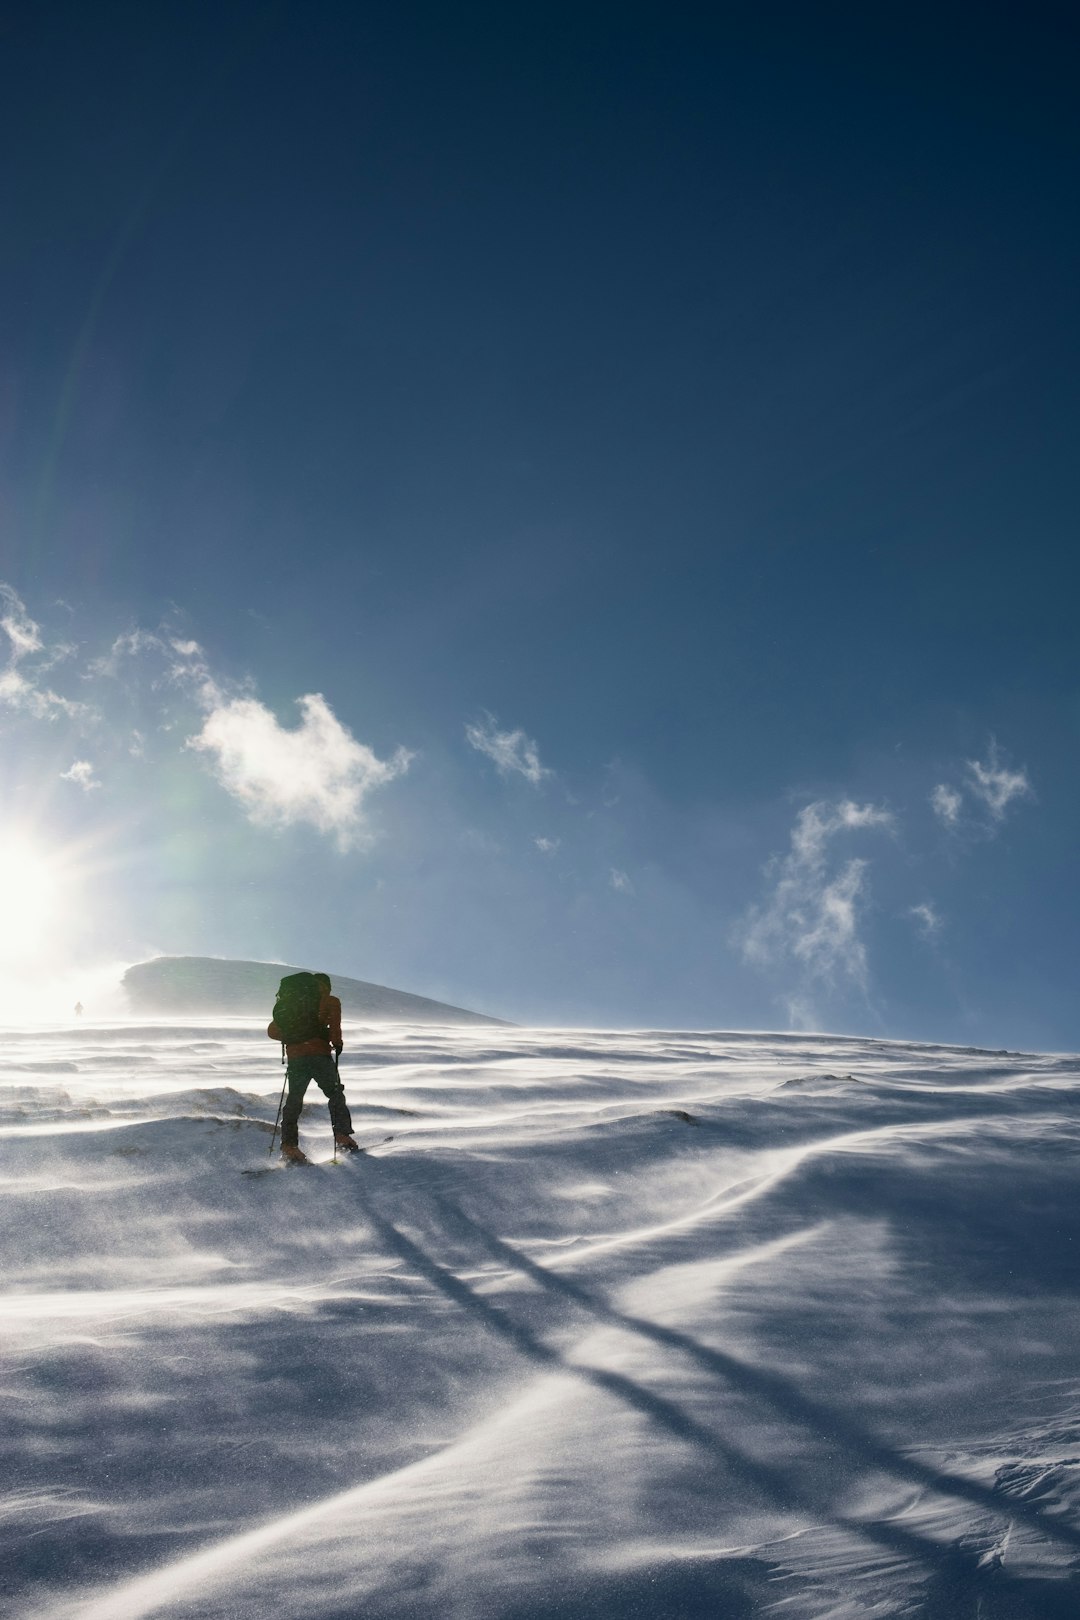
[1,2,1078,1042]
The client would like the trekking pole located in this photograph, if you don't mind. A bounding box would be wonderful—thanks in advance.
[332,1051,340,1164]
[269,1071,288,1158]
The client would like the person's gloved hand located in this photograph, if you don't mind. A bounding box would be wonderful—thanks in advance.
[334,1044,343,1058]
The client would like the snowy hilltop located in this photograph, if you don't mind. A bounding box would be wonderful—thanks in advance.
[4,1021,1080,1618]
[122,956,509,1024]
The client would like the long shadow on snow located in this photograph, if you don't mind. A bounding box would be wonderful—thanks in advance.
[487,1557,766,1620]
[348,1166,1072,1604]
[496,1558,1072,1620]
[428,1189,1080,1561]
[917,1551,1080,1618]
[801,1156,1080,1296]
[348,1177,798,1510]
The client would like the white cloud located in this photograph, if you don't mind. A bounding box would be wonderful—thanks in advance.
[908,901,942,938]
[189,692,412,850]
[791,858,871,985]
[965,744,1033,821]
[61,760,100,792]
[1,593,412,855]
[465,714,550,784]
[930,783,963,826]
[0,584,93,721]
[788,798,892,866]
[931,742,1033,834]
[0,664,89,721]
[534,836,560,855]
[0,585,44,659]
[737,799,894,994]
[610,867,634,894]
[166,638,225,710]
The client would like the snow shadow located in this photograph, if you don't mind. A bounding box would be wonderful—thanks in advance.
[347,1163,1080,1611]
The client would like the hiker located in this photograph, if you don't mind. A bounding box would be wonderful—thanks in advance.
[268,971,358,1163]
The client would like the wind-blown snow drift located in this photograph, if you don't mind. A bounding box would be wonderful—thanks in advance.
[3,1022,1080,1618]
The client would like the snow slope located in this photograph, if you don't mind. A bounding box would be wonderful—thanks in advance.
[121,957,508,1024]
[3,1022,1080,1618]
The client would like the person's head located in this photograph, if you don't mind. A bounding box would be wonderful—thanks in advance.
[314,973,331,993]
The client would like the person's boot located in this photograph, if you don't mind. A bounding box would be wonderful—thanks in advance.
[281,1143,310,1165]
[335,1134,360,1153]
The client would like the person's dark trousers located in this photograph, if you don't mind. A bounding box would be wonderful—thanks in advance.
[280,1054,353,1147]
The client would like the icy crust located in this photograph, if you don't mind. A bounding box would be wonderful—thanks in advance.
[2,1025,1080,1618]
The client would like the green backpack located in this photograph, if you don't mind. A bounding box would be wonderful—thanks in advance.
[272,972,326,1046]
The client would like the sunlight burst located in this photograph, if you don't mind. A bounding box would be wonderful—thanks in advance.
[0,830,65,961]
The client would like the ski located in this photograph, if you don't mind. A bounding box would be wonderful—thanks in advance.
[331,1140,399,1166]
[241,1134,393,1176]
[332,1133,395,1158]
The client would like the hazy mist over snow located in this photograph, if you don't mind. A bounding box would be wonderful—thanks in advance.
[4,1018,1080,1617]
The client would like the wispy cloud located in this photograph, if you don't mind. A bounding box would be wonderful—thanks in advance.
[163,638,224,709]
[908,901,942,938]
[62,621,227,760]
[85,625,217,707]
[534,836,560,855]
[931,740,1033,833]
[609,867,634,894]
[0,667,65,718]
[930,783,963,827]
[966,743,1033,821]
[60,760,101,792]
[85,629,167,679]
[737,799,894,996]
[465,714,550,784]
[0,584,92,721]
[0,585,44,659]
[784,994,820,1032]
[189,692,412,850]
[3,590,416,852]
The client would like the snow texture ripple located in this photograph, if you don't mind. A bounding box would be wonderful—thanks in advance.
[2,1020,1080,1618]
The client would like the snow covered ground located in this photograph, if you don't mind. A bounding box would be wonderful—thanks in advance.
[3,1021,1080,1619]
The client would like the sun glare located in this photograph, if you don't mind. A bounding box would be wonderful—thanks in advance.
[0,832,64,961]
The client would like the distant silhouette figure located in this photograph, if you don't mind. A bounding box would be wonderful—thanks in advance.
[74,1001,83,1016]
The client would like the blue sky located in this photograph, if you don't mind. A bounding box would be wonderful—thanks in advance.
[1,3,1077,1043]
